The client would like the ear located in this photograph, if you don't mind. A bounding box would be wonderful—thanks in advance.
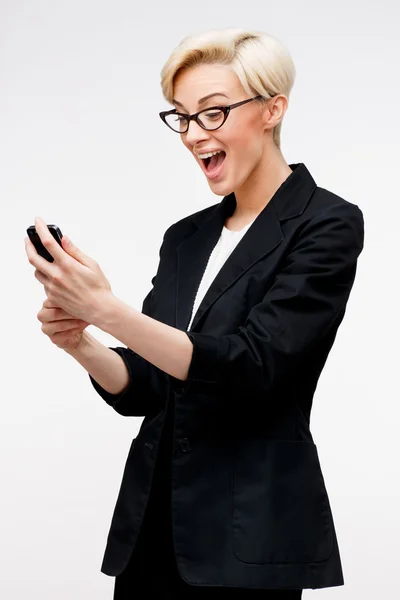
[262,94,288,132]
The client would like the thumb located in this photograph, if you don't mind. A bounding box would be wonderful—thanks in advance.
[62,235,94,268]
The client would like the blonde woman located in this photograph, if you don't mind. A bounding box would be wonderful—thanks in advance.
[27,29,364,598]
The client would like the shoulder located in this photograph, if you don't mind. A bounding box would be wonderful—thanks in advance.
[297,186,365,252]
[309,186,364,222]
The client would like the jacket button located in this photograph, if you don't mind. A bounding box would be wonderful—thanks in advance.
[179,438,191,453]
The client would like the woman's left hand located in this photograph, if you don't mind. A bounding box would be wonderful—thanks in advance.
[25,217,113,324]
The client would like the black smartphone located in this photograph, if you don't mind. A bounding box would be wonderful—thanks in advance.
[26,224,63,263]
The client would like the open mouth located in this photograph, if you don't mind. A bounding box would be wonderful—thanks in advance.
[201,151,226,177]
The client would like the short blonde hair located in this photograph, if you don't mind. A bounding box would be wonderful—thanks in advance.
[160,29,296,148]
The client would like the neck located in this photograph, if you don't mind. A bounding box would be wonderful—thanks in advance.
[232,145,293,220]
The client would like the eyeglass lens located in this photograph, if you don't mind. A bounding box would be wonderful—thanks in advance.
[165,108,225,132]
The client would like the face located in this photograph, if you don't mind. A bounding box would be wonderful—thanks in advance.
[172,63,280,197]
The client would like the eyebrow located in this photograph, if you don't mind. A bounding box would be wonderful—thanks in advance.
[172,92,230,110]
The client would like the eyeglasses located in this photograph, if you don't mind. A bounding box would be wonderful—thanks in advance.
[159,94,275,134]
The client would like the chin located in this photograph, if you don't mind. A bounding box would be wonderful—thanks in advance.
[208,179,234,197]
[209,185,233,197]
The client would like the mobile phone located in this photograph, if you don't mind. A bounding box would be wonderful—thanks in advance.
[26,224,63,263]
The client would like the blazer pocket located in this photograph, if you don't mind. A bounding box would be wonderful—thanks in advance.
[232,439,333,564]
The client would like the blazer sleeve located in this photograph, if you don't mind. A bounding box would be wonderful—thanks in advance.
[89,234,170,417]
[185,202,364,396]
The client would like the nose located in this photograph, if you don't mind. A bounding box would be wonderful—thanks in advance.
[184,119,211,146]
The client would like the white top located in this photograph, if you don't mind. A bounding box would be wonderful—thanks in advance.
[187,219,256,331]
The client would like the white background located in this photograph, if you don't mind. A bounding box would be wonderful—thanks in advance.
[1,0,399,598]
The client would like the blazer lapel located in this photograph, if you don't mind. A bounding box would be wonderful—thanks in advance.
[175,163,317,332]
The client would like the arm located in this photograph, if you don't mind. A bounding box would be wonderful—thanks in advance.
[80,235,172,417]
[93,203,364,397]
[64,331,129,397]
[184,203,365,395]
[64,330,131,395]
[93,297,194,383]
[65,328,168,417]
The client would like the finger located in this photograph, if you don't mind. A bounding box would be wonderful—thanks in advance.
[51,327,83,347]
[61,235,98,270]
[34,217,67,266]
[42,319,83,335]
[43,298,58,309]
[38,307,72,323]
[34,268,49,285]
[25,235,56,280]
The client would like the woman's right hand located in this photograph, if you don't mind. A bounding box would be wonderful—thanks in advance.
[37,297,90,351]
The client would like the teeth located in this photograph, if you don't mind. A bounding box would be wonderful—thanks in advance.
[198,150,223,159]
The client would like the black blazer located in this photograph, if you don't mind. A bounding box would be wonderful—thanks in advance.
[90,163,364,589]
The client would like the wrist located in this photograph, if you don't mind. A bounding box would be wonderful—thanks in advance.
[92,293,126,333]
[90,291,120,330]
[63,330,91,357]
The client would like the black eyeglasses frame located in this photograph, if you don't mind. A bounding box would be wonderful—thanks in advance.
[159,94,275,134]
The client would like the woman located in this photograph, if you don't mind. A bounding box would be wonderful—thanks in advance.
[26,29,364,597]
